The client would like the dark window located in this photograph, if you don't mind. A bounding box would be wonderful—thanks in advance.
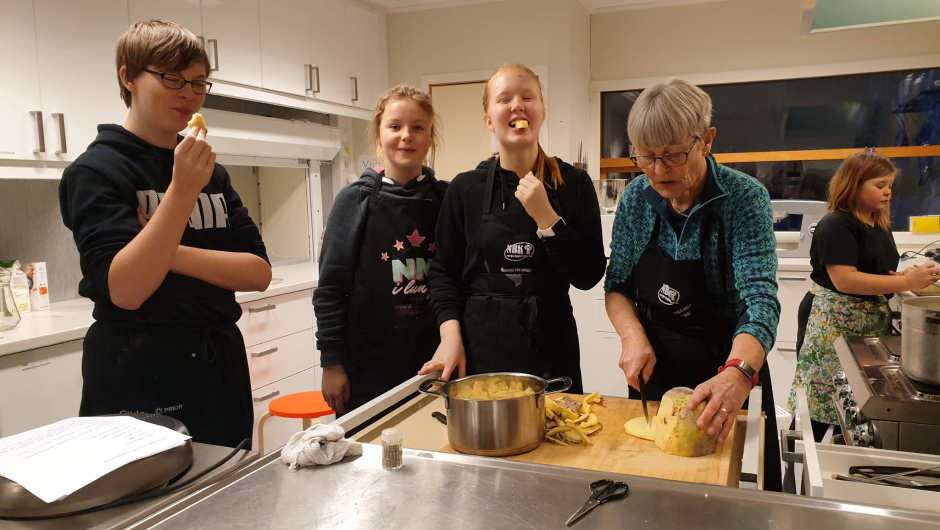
[601,69,940,230]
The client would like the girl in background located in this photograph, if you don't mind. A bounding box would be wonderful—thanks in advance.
[314,86,448,413]
[789,151,939,440]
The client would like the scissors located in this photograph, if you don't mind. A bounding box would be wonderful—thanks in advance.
[565,479,630,526]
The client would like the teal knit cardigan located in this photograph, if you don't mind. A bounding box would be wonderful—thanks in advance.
[604,154,780,355]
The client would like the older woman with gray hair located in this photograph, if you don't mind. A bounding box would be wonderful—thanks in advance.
[604,79,782,490]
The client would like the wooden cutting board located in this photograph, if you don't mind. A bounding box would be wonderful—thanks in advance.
[442,394,745,486]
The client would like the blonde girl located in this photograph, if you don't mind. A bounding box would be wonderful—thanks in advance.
[314,85,448,413]
[420,64,606,392]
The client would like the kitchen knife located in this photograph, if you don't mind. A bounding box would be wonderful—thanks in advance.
[638,373,650,427]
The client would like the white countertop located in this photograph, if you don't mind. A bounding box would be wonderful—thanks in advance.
[0,262,318,358]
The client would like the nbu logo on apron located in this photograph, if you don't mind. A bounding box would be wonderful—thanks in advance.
[504,242,535,262]
[657,283,680,306]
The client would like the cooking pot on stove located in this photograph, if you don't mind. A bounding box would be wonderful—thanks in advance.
[901,296,940,388]
[419,373,571,457]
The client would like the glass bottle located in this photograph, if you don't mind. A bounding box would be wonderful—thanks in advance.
[381,428,403,471]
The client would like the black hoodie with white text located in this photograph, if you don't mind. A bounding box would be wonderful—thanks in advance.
[59,124,269,327]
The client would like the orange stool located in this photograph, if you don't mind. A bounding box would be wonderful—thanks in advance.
[257,391,334,456]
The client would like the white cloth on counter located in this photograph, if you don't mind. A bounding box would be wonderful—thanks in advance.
[280,424,363,471]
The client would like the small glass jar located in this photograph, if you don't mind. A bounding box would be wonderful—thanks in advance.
[0,271,21,332]
[381,428,403,471]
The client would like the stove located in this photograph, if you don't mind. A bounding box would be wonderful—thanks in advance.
[833,335,940,455]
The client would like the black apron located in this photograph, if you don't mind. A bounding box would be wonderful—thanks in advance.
[79,310,253,448]
[344,174,442,411]
[630,216,783,492]
[462,159,583,393]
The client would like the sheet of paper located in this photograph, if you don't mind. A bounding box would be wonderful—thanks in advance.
[0,417,191,503]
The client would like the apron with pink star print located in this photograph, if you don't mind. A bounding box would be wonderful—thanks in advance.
[344,172,443,410]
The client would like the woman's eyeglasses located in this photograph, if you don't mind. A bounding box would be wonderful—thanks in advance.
[630,137,701,170]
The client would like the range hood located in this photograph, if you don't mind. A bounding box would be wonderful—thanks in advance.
[198,108,340,163]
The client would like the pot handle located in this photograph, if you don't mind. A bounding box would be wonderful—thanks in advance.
[418,378,447,398]
[543,376,573,395]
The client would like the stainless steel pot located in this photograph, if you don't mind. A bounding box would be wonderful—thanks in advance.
[901,296,940,388]
[418,373,571,457]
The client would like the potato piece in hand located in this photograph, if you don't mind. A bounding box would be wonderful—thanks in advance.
[187,112,207,130]
[653,387,720,457]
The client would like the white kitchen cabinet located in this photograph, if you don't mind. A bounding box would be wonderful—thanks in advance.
[766,341,798,408]
[584,332,630,398]
[127,0,202,36]
[237,289,315,348]
[258,0,311,97]
[776,270,811,345]
[0,340,83,438]
[0,0,44,162]
[344,1,387,110]
[307,0,350,105]
[251,366,317,453]
[33,0,130,162]
[200,0,263,87]
[257,0,348,103]
[246,328,318,390]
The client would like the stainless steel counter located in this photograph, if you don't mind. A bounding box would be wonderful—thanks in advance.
[0,443,257,530]
[143,444,940,530]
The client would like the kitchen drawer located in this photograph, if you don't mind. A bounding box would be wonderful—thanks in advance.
[246,328,318,390]
[776,271,811,345]
[766,341,798,408]
[251,367,317,453]
[238,289,314,347]
[581,332,630,398]
[0,340,83,438]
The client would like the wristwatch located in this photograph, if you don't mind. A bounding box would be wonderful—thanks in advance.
[536,217,565,239]
[718,359,760,389]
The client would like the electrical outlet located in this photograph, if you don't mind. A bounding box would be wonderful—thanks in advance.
[343,159,350,170]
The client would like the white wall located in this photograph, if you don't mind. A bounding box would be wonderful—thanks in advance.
[386,0,592,166]
[591,0,940,83]
[227,165,260,226]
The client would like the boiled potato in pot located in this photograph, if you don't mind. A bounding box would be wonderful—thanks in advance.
[452,376,536,400]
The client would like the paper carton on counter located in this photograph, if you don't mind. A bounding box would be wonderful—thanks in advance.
[27,262,50,311]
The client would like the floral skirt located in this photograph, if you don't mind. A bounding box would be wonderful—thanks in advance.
[787,283,891,424]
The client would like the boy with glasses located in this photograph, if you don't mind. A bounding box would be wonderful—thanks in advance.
[59,20,271,448]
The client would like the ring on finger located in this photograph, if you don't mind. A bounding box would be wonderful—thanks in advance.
[720,407,729,414]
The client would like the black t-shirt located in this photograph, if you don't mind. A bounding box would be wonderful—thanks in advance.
[810,210,899,298]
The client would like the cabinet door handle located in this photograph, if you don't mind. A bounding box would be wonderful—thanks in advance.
[51,113,67,155]
[779,276,807,282]
[305,64,312,91]
[251,347,278,358]
[29,110,45,154]
[311,66,320,94]
[779,347,798,353]
[208,39,219,72]
[253,390,280,402]
[248,304,277,314]
[350,76,358,102]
